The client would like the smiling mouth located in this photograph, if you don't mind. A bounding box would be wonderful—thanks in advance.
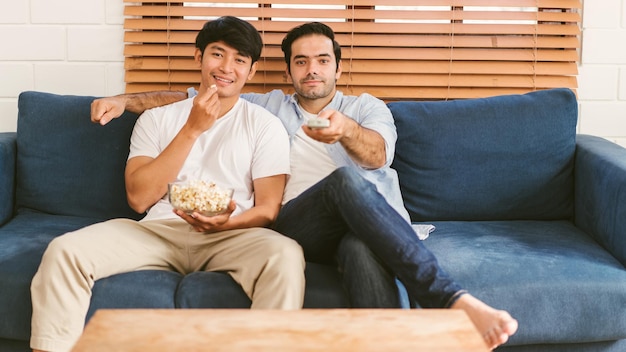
[213,76,234,85]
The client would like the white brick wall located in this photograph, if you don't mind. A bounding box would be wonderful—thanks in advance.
[579,0,626,147]
[1,1,625,148]
[0,0,124,132]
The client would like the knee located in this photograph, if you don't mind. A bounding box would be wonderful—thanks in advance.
[276,237,305,267]
[329,167,360,184]
[264,235,305,273]
[39,234,89,273]
[44,235,80,259]
[329,167,374,193]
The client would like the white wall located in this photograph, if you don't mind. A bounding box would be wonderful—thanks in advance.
[1,1,625,147]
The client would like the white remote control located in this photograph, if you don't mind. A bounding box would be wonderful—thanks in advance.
[307,117,330,128]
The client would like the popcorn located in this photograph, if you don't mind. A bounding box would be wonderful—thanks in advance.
[168,180,233,216]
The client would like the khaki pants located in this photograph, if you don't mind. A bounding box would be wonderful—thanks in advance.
[30,219,305,352]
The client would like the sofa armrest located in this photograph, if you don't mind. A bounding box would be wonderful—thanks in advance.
[575,134,626,266]
[0,132,16,226]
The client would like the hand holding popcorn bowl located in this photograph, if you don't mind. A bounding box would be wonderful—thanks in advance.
[168,180,234,217]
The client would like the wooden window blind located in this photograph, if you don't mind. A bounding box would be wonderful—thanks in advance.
[123,0,581,100]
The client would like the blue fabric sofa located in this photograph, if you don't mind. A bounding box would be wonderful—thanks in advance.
[0,88,625,351]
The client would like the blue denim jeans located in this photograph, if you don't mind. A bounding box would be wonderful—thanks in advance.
[336,234,402,308]
[273,167,464,308]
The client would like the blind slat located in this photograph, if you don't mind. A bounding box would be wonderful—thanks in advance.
[124,19,581,36]
[125,32,580,49]
[125,6,580,23]
[124,0,581,8]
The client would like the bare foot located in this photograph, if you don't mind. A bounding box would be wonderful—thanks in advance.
[451,294,518,350]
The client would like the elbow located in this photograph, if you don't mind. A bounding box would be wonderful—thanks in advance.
[127,194,150,214]
[363,154,386,170]
[264,204,282,226]
[373,155,386,169]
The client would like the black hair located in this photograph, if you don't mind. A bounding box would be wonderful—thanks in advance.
[280,22,342,73]
[195,16,263,63]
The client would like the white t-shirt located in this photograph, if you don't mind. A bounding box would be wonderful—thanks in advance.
[282,110,336,204]
[128,97,290,221]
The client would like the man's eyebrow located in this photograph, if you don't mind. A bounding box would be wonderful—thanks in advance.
[293,53,332,60]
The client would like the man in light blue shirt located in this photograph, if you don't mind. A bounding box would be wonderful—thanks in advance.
[93,21,517,349]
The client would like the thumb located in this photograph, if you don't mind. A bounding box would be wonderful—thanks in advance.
[98,111,117,125]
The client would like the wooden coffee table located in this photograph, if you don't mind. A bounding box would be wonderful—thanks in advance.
[71,309,488,351]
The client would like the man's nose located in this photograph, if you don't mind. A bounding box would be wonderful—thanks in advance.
[306,62,318,76]
[220,59,234,72]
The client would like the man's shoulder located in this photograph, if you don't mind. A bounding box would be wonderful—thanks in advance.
[242,89,292,105]
[335,91,389,116]
[336,91,384,106]
[239,99,281,123]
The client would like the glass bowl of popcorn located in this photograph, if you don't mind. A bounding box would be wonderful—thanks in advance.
[168,180,234,217]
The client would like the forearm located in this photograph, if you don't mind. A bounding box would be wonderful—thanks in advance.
[215,204,279,231]
[123,91,187,114]
[340,121,387,169]
[126,127,199,213]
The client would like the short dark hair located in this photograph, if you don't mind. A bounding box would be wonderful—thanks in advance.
[281,22,342,73]
[195,16,263,63]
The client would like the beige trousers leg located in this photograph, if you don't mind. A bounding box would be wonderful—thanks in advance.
[30,219,305,352]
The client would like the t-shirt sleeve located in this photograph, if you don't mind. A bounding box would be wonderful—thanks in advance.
[128,109,161,161]
[249,108,291,180]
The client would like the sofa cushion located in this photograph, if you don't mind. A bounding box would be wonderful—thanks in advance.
[87,270,181,322]
[176,262,349,309]
[420,220,626,345]
[389,88,577,221]
[16,91,142,221]
[0,210,101,341]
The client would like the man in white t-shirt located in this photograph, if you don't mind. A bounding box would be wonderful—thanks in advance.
[30,16,304,352]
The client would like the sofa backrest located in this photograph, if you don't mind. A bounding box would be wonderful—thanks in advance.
[16,91,142,221]
[389,88,578,222]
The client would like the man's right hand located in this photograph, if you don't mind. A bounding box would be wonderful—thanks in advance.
[91,96,127,125]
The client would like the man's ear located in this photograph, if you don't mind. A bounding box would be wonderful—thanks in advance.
[194,48,203,65]
[284,67,293,83]
[336,60,343,80]
[248,61,259,80]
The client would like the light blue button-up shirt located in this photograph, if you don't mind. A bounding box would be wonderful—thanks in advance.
[189,88,411,223]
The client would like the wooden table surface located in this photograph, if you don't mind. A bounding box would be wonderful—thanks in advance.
[71,309,488,352]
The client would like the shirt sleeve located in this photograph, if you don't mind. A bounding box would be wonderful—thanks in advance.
[354,94,398,169]
[127,109,161,161]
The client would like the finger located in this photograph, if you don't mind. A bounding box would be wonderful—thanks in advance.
[90,100,109,124]
[195,84,218,104]
[174,209,195,223]
[98,111,117,126]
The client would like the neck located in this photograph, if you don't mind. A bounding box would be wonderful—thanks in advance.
[217,95,238,118]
